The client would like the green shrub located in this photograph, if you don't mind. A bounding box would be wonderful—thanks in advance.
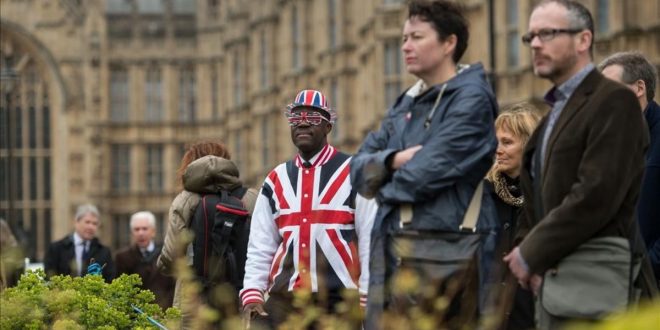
[0,270,181,329]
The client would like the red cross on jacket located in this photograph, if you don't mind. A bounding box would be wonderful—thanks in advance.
[240,145,376,307]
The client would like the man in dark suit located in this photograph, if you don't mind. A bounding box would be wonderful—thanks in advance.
[599,52,660,286]
[115,211,174,310]
[44,204,115,282]
[503,1,649,328]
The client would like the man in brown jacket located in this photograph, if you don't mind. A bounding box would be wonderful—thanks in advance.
[504,1,649,328]
[115,211,175,310]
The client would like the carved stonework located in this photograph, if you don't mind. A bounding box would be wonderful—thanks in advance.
[62,66,83,108]
[59,0,86,25]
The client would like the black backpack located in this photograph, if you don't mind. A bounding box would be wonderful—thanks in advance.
[191,187,250,306]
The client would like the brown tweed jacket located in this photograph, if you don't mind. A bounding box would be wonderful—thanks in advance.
[517,68,649,274]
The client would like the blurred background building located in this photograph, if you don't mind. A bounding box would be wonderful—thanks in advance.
[1,0,658,261]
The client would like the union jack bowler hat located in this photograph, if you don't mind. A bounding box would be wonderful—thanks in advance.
[286,89,337,123]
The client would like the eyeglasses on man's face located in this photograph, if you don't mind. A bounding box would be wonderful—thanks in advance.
[521,28,584,45]
[286,111,329,127]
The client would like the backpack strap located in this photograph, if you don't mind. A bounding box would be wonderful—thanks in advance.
[230,186,248,200]
[208,220,234,282]
[211,203,242,258]
[207,189,249,284]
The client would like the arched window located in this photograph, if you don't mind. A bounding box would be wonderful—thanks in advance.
[1,40,53,261]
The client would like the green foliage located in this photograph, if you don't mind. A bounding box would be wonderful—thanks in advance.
[0,270,181,329]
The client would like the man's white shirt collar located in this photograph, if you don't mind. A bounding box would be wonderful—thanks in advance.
[141,241,155,253]
[73,232,87,246]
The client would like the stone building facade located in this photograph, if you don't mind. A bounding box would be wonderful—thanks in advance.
[1,0,658,260]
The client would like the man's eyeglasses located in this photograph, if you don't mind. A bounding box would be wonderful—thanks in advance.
[286,111,330,127]
[521,28,583,45]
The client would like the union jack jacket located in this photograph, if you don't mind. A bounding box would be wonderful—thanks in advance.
[240,145,376,307]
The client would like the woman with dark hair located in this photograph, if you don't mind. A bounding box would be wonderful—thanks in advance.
[485,104,541,330]
[350,0,499,328]
[157,141,257,328]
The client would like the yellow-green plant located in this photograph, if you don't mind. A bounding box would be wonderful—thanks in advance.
[0,269,181,329]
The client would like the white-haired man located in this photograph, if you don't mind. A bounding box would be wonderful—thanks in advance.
[115,211,175,309]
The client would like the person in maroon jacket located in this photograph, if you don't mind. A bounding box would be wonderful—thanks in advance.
[115,211,175,310]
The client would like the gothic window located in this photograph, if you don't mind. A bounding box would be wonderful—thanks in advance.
[211,65,220,119]
[233,53,243,106]
[137,0,164,14]
[145,67,162,121]
[0,42,52,260]
[106,0,133,40]
[138,0,165,39]
[234,132,243,171]
[328,0,338,49]
[112,213,131,250]
[261,116,270,168]
[110,66,130,122]
[154,212,166,242]
[330,78,340,142]
[146,144,163,192]
[506,0,520,68]
[259,30,270,89]
[208,0,220,19]
[177,143,187,167]
[173,0,196,39]
[597,0,610,34]
[111,144,131,191]
[173,0,196,14]
[178,66,196,122]
[291,5,302,70]
[106,0,131,14]
[29,157,37,200]
[383,39,402,107]
[0,161,4,203]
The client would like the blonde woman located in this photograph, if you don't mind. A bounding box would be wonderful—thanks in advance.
[485,103,541,330]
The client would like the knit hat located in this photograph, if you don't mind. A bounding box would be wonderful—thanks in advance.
[285,89,337,123]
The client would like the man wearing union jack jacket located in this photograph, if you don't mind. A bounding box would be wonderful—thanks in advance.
[240,89,377,328]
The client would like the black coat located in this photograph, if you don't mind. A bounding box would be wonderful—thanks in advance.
[115,244,175,310]
[485,178,534,330]
[44,235,115,282]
